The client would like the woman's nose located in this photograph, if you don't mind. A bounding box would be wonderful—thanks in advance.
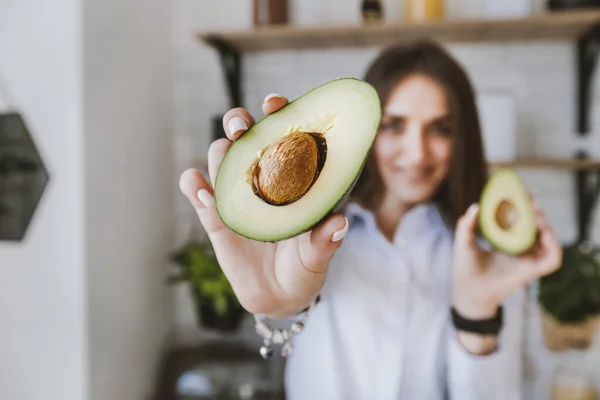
[401,127,427,166]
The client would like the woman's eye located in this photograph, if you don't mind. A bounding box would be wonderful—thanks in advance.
[381,120,404,134]
[430,122,452,136]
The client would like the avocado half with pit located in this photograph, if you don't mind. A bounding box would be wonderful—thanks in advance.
[478,168,537,255]
[214,78,382,242]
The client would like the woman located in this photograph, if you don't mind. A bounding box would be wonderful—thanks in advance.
[179,40,562,399]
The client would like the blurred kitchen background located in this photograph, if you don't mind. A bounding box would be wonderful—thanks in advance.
[1,0,600,399]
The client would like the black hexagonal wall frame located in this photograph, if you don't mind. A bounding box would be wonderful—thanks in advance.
[0,112,49,241]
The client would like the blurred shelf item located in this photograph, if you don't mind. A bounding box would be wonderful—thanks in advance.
[362,0,384,23]
[489,158,600,170]
[405,0,445,23]
[253,0,288,27]
[199,10,600,52]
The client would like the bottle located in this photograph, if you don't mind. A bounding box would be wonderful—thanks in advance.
[362,0,383,23]
[405,0,445,22]
[253,0,288,27]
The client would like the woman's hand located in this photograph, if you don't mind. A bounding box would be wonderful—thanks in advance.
[179,94,348,319]
[451,199,563,353]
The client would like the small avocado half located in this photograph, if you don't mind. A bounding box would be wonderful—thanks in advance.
[214,78,382,242]
[478,168,538,255]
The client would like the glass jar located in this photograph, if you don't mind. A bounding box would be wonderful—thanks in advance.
[253,0,288,27]
[405,0,445,22]
[362,0,384,23]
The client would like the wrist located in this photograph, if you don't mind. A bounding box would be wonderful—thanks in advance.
[254,296,319,359]
[453,292,499,320]
[457,331,498,355]
[264,294,321,319]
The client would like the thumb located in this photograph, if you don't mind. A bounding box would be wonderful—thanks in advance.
[298,213,349,274]
[454,203,480,250]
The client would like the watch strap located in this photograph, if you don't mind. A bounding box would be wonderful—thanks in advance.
[451,306,503,335]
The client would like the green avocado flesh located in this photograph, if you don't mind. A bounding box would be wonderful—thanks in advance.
[214,78,382,242]
[478,168,537,255]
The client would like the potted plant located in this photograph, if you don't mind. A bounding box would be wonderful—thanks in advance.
[168,239,247,333]
[538,242,600,351]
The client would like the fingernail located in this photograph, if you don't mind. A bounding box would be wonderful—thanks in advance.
[468,203,479,216]
[264,93,282,103]
[197,189,214,208]
[331,217,349,242]
[228,117,248,136]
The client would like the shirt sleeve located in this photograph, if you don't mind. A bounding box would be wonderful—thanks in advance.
[446,288,527,400]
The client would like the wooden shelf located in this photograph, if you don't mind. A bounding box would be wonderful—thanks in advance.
[489,158,600,170]
[199,10,600,52]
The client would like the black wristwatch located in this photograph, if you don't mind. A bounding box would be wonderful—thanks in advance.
[450,306,503,336]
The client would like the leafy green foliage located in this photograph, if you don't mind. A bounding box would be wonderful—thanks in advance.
[538,243,600,324]
[168,241,239,317]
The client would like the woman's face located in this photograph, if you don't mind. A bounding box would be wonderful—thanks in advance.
[374,73,453,207]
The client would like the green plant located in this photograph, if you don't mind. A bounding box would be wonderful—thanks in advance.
[538,243,600,324]
[168,240,240,318]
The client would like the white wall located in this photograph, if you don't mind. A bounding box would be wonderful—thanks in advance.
[172,0,600,398]
[0,1,88,400]
[0,0,174,398]
[83,0,174,398]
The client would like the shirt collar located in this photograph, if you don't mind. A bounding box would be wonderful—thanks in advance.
[343,200,450,238]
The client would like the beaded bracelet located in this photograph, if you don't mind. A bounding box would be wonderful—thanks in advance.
[253,297,318,359]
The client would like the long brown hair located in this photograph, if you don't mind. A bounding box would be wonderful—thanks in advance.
[349,39,488,228]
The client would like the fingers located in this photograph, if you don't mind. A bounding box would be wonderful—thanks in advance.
[207,138,231,187]
[222,107,255,141]
[531,196,547,229]
[179,168,228,236]
[535,222,563,274]
[262,93,289,116]
[496,228,562,294]
[454,203,480,250]
[530,197,562,274]
[298,213,349,274]
[260,214,347,313]
[220,94,289,143]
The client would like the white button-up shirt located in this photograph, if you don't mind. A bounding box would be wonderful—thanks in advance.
[284,201,526,400]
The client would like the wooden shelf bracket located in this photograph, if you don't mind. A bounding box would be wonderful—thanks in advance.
[575,151,600,243]
[577,23,600,135]
[203,35,242,109]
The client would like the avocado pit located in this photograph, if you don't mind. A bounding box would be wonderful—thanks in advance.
[495,199,518,230]
[250,131,327,206]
